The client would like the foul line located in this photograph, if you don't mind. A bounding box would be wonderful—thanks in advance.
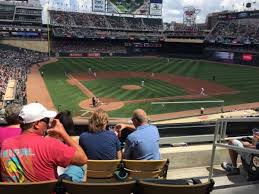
[151,100,224,105]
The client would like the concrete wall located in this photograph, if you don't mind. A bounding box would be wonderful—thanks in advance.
[0,39,48,53]
[161,144,234,169]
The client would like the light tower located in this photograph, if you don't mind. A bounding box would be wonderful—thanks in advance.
[183,6,200,31]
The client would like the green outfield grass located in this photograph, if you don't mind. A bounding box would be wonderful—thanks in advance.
[41,57,259,118]
[82,78,185,100]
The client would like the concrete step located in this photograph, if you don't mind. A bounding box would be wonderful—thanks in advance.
[166,165,255,187]
[166,165,259,193]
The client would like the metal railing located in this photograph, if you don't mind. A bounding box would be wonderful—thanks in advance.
[160,134,215,144]
[209,117,259,180]
[158,123,216,144]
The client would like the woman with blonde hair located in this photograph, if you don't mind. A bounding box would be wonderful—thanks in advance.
[79,109,122,160]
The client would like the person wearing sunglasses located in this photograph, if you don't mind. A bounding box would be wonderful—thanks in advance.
[0,103,87,182]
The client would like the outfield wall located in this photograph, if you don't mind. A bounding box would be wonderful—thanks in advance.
[0,39,48,53]
[50,39,259,65]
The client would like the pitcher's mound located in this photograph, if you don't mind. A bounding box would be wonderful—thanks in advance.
[79,98,124,112]
[122,85,142,90]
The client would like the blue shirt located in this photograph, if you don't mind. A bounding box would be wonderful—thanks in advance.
[63,165,85,183]
[79,130,121,160]
[124,124,160,160]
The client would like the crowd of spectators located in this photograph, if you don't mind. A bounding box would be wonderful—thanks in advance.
[52,26,163,41]
[165,30,205,39]
[52,39,127,54]
[206,18,259,45]
[163,22,207,39]
[108,15,127,29]
[0,45,48,105]
[52,11,75,26]
[50,11,163,32]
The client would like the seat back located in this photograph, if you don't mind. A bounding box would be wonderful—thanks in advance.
[138,179,214,194]
[242,154,259,181]
[123,159,169,179]
[0,180,57,194]
[87,159,121,178]
[252,155,259,168]
[63,179,136,194]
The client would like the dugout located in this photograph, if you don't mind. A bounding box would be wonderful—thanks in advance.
[2,79,16,108]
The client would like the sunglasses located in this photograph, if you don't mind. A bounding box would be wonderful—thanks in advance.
[40,117,50,124]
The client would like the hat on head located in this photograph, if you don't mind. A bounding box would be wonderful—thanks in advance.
[19,103,57,124]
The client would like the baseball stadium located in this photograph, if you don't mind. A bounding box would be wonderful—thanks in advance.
[1,0,259,193]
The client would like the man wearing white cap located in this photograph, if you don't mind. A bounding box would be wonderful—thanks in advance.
[0,103,87,182]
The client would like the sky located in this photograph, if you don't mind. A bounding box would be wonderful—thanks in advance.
[163,0,259,23]
[39,0,259,23]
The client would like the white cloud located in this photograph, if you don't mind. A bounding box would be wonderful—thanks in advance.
[163,0,259,23]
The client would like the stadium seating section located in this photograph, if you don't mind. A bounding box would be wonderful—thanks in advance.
[51,39,127,54]
[0,45,48,105]
[206,19,259,45]
[49,11,163,32]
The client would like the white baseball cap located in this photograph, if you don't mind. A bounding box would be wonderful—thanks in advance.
[19,103,57,124]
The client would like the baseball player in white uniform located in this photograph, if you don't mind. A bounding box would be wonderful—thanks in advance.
[200,87,205,95]
[141,80,145,87]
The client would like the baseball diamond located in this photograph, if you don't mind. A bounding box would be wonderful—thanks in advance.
[37,57,259,118]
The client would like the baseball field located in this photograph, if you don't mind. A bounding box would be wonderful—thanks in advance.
[40,57,259,118]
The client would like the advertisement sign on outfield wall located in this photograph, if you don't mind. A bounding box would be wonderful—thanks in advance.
[69,53,83,57]
[68,53,100,58]
[212,51,234,63]
[242,54,253,61]
[92,0,106,12]
[87,53,101,58]
[149,0,163,16]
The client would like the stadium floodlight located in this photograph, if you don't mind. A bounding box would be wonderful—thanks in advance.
[183,6,200,31]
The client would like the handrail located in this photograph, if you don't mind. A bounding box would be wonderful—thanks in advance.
[160,134,214,144]
[209,117,259,180]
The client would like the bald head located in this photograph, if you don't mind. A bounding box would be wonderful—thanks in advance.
[132,109,148,125]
